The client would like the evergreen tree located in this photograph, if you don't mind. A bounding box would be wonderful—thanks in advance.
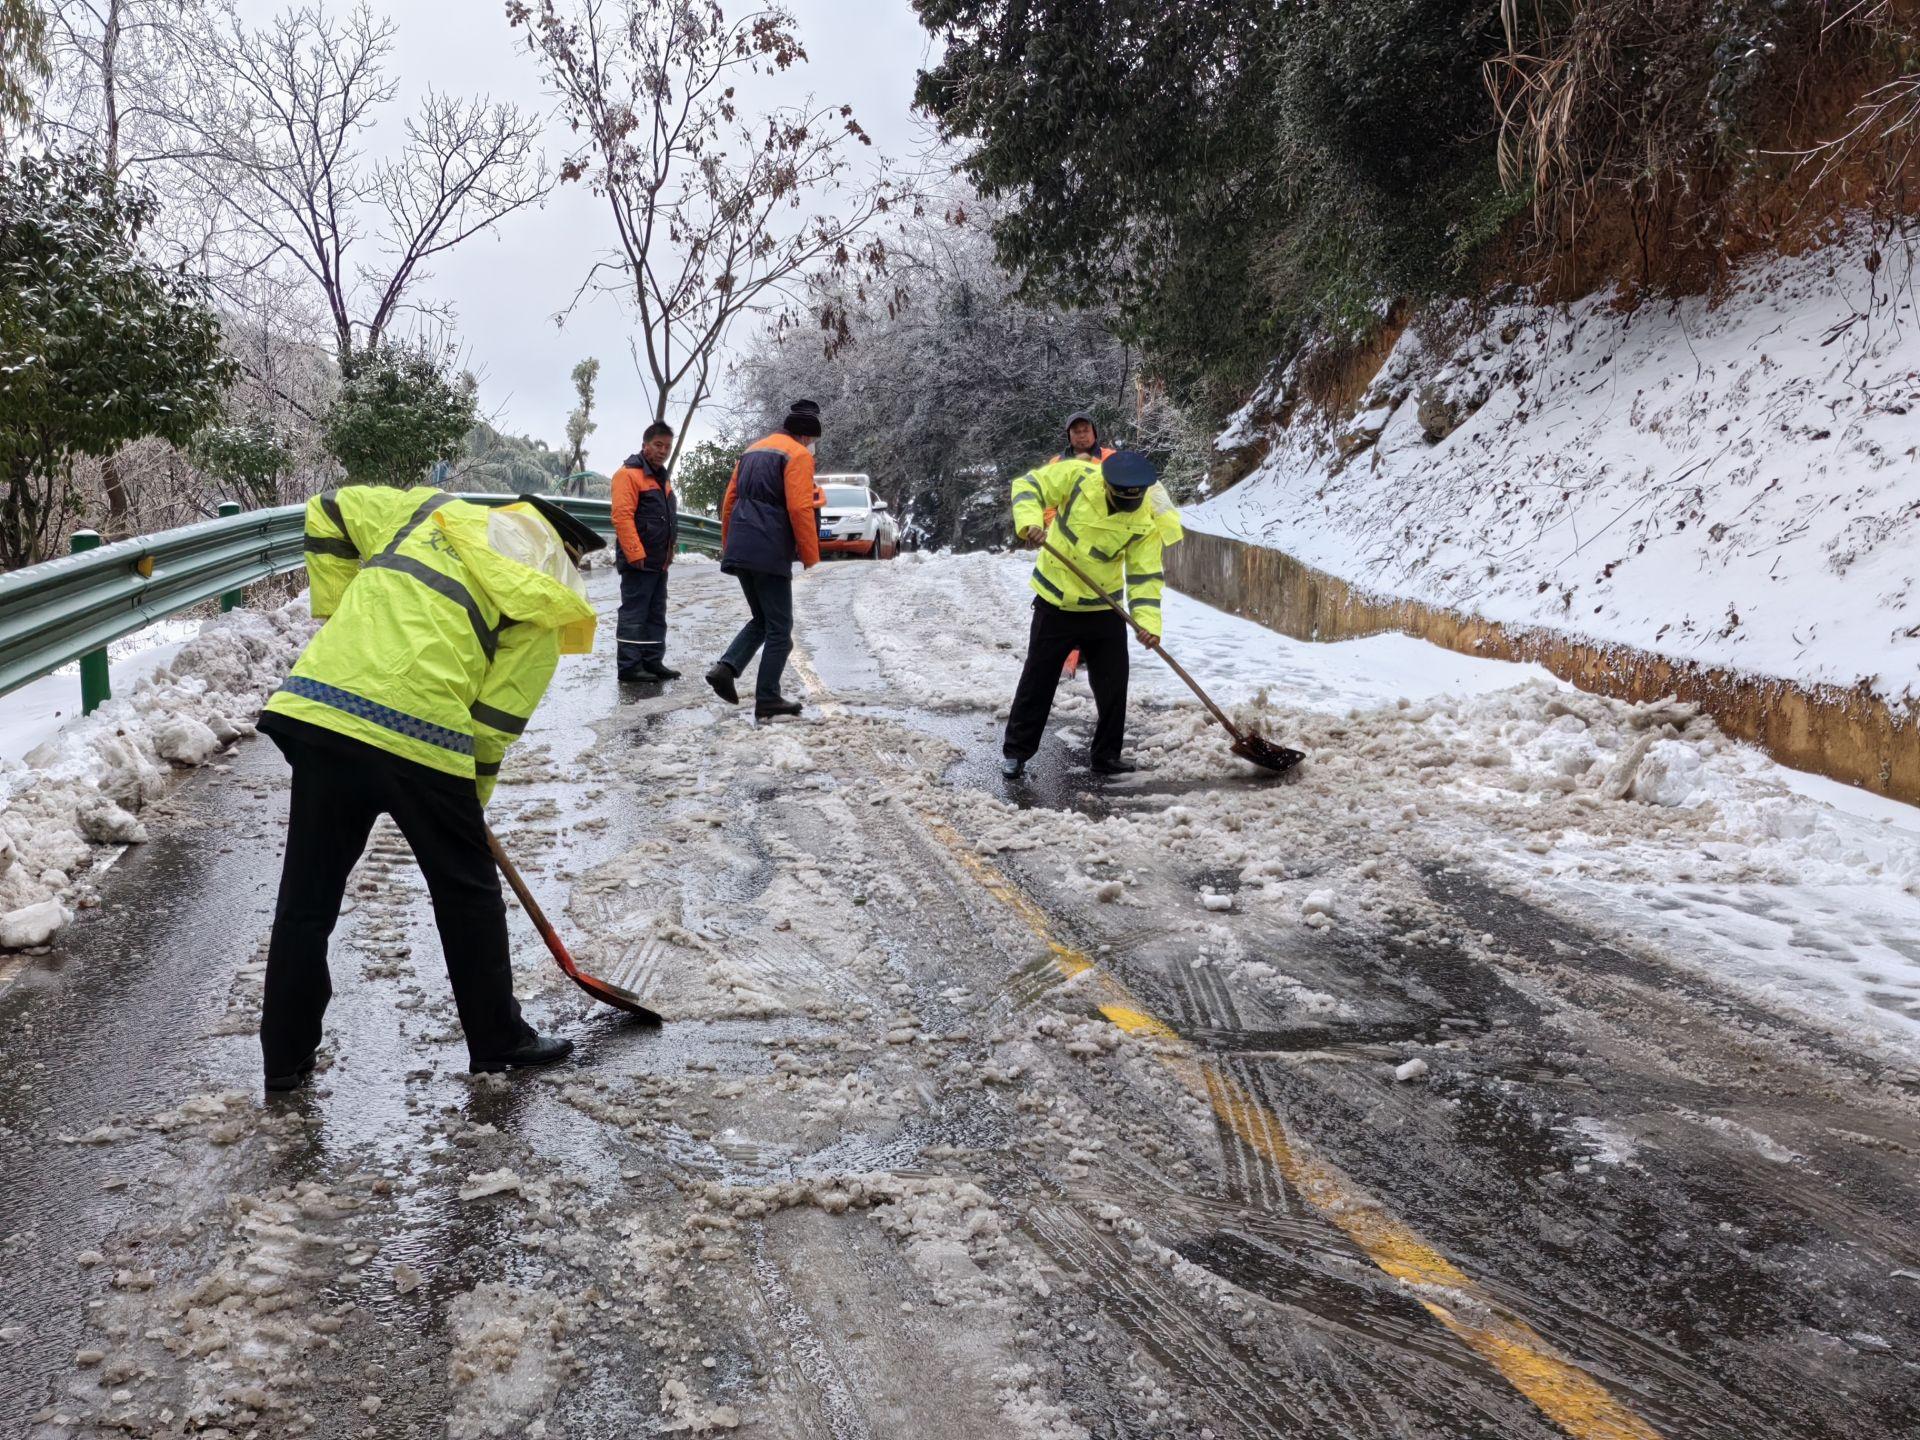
[0,152,233,566]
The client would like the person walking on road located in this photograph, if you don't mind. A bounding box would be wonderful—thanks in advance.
[1003,449,1181,778]
[257,486,605,1092]
[1041,410,1116,681]
[706,401,823,720]
[611,421,681,681]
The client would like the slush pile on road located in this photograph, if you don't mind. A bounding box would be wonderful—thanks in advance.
[5,560,1917,1439]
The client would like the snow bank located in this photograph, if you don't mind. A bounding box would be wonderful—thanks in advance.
[0,599,316,949]
[0,617,204,765]
[1192,229,1920,713]
[849,548,1548,717]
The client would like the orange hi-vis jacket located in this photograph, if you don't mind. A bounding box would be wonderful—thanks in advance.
[609,454,677,572]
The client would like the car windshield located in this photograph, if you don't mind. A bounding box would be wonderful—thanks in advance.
[822,485,870,509]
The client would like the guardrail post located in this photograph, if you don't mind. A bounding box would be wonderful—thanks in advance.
[217,501,245,611]
[71,530,111,714]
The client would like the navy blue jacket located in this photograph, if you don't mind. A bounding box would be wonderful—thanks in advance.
[720,432,820,576]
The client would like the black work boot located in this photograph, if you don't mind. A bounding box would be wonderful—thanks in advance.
[642,660,682,680]
[754,696,803,720]
[705,661,739,704]
[264,1051,318,1094]
[470,1033,574,1074]
[1090,756,1140,775]
[1000,756,1027,779]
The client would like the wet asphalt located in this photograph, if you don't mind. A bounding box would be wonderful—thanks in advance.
[2,559,1918,1438]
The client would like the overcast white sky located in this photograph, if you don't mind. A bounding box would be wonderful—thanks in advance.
[235,0,941,469]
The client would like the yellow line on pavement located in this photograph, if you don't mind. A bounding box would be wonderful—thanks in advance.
[921,814,1662,1440]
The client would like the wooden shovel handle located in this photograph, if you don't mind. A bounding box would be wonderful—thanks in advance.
[1037,537,1247,743]
[485,825,580,979]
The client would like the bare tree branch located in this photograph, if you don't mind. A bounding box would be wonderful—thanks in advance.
[160,2,549,366]
[511,0,907,461]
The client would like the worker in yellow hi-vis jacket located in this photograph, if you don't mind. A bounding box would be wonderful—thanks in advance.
[1003,450,1181,778]
[256,486,603,1092]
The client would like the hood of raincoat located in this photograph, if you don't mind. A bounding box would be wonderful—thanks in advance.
[439,504,598,655]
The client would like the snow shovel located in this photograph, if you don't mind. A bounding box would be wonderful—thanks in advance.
[486,826,663,1022]
[1038,539,1305,775]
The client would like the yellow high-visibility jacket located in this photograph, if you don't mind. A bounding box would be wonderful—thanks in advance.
[1010,458,1178,637]
[264,486,596,802]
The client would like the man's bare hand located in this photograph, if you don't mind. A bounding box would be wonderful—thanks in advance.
[1020,525,1045,548]
[1138,630,1161,649]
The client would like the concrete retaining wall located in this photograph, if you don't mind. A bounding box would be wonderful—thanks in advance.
[1168,528,1919,808]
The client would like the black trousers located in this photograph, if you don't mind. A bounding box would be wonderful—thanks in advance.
[616,565,669,676]
[261,730,535,1076]
[718,570,795,702]
[1004,598,1130,765]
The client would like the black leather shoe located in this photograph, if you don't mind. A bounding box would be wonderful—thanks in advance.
[705,662,739,705]
[264,1052,317,1093]
[1090,756,1140,775]
[1000,756,1027,779]
[470,1033,574,1074]
[642,661,682,680]
[754,696,803,720]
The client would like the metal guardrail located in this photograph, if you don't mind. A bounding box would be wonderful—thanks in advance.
[0,492,724,714]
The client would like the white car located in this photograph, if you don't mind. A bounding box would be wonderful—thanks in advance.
[815,474,899,559]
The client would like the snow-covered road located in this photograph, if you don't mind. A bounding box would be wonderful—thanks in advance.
[3,555,1917,1439]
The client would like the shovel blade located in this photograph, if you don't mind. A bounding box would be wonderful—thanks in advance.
[545,926,665,1023]
[566,966,665,1024]
[1232,733,1306,775]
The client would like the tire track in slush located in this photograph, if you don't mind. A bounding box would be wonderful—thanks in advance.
[793,638,1667,1435]
[917,812,1668,1440]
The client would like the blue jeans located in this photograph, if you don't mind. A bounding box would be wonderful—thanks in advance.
[718,570,794,702]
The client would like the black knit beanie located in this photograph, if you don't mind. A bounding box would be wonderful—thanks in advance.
[783,399,822,438]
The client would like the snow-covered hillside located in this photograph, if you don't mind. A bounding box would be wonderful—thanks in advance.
[1192,229,1919,713]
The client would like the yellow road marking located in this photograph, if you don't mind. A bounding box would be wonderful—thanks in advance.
[797,633,1659,1435]
[921,814,1663,1440]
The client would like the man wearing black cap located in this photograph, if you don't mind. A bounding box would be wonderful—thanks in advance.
[706,401,823,719]
[1004,449,1179,776]
[256,487,603,1090]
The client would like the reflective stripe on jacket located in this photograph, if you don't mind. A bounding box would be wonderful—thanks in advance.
[720,432,820,575]
[265,486,596,802]
[611,454,678,572]
[1010,458,1176,637]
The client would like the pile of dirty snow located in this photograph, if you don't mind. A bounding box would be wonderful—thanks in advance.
[1193,228,1920,711]
[0,599,316,948]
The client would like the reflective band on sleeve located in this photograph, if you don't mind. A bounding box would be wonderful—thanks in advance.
[1128,571,1164,583]
[365,554,502,659]
[1130,598,1160,609]
[470,700,528,735]
[304,536,358,559]
[277,677,474,756]
[475,759,502,777]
